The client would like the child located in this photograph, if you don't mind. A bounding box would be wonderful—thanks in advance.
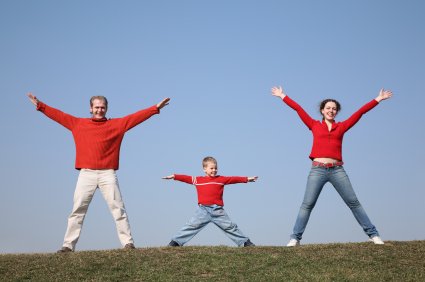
[162,156,257,247]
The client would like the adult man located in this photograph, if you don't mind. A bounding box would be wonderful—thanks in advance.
[27,93,170,252]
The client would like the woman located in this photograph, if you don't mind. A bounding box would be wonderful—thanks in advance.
[271,85,392,246]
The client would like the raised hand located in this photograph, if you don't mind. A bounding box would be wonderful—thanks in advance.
[27,92,39,106]
[376,89,393,102]
[157,98,171,110]
[271,86,286,99]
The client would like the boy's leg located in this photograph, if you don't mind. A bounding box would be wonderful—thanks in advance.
[171,205,210,246]
[62,169,98,251]
[98,169,134,247]
[210,205,250,246]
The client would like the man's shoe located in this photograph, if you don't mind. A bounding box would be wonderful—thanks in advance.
[243,239,255,247]
[286,239,300,247]
[57,247,73,253]
[369,236,384,245]
[124,243,136,249]
[168,240,180,247]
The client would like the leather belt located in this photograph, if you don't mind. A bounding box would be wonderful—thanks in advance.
[312,161,344,168]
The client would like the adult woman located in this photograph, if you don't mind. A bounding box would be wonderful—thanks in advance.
[271,86,392,246]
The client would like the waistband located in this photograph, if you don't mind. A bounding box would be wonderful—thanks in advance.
[312,161,344,168]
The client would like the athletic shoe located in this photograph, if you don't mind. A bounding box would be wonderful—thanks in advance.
[369,236,384,245]
[243,239,255,247]
[168,240,181,247]
[286,239,300,247]
[57,247,73,253]
[124,243,136,249]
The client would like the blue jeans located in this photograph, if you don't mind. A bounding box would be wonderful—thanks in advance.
[172,204,250,246]
[290,165,380,241]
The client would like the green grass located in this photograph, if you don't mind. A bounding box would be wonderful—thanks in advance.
[1,241,424,281]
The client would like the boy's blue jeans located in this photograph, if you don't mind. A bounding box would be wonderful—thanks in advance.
[172,204,250,246]
[290,165,380,241]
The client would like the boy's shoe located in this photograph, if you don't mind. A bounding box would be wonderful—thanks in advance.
[168,240,181,247]
[286,239,300,247]
[243,239,255,247]
[369,236,384,245]
[124,243,136,249]
[57,247,73,253]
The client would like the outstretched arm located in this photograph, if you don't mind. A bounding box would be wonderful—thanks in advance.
[157,98,171,110]
[248,176,258,182]
[27,92,40,107]
[271,86,286,100]
[162,174,175,180]
[375,89,393,102]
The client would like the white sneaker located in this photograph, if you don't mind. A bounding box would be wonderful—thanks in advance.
[369,236,384,245]
[286,239,300,247]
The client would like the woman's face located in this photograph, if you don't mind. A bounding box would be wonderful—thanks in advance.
[321,101,338,122]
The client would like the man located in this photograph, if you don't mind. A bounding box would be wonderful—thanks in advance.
[27,93,170,252]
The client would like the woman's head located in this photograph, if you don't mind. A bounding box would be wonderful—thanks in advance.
[319,99,341,121]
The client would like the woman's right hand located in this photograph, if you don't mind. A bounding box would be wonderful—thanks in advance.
[271,86,286,99]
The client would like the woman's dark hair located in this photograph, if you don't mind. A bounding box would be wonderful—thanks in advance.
[319,99,341,113]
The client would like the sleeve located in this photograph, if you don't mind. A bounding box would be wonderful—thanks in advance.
[221,176,248,185]
[37,101,78,131]
[120,105,159,132]
[173,174,196,185]
[282,96,316,130]
[340,99,379,132]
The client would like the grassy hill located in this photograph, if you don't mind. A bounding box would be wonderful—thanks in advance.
[1,241,424,281]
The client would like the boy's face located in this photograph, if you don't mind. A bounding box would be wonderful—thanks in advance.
[203,162,218,177]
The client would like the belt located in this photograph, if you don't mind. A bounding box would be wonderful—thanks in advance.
[312,161,344,168]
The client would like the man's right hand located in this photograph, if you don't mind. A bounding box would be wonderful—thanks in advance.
[27,92,39,106]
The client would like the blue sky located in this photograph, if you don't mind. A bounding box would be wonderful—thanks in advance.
[1,1,424,253]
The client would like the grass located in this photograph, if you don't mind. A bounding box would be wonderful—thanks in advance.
[1,241,424,281]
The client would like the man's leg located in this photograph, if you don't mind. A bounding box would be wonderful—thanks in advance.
[62,169,97,251]
[98,170,134,247]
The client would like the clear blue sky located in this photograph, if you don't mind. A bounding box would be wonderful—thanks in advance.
[1,1,424,253]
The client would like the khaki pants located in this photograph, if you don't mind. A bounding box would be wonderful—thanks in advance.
[62,169,134,250]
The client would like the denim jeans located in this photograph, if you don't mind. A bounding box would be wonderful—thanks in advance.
[172,204,250,246]
[290,165,380,241]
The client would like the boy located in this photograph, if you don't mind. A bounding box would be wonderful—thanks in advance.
[162,156,257,247]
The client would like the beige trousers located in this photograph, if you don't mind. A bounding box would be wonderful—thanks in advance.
[62,169,134,250]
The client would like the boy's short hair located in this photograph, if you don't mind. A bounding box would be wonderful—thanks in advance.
[202,156,217,167]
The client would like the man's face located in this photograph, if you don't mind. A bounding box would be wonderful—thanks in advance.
[90,99,107,119]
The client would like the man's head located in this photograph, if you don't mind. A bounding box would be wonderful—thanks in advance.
[90,96,108,119]
[202,156,218,177]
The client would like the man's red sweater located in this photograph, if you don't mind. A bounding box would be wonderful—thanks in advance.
[173,174,248,206]
[37,102,159,170]
[282,96,379,161]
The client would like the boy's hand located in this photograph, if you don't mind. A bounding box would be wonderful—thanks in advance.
[162,175,175,180]
[248,176,258,182]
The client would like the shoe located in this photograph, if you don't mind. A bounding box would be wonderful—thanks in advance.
[243,239,255,247]
[286,239,300,247]
[369,236,384,245]
[124,243,136,249]
[168,240,180,247]
[57,247,73,253]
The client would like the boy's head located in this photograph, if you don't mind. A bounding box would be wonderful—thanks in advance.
[202,156,218,177]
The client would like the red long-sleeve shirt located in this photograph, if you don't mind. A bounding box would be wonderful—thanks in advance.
[282,96,379,161]
[37,101,159,170]
[173,174,248,206]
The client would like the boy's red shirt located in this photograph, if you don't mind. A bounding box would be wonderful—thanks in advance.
[173,174,248,206]
[282,96,378,161]
[37,101,159,170]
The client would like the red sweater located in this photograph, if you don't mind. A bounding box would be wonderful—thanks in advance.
[282,96,379,161]
[173,174,248,206]
[37,102,159,170]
